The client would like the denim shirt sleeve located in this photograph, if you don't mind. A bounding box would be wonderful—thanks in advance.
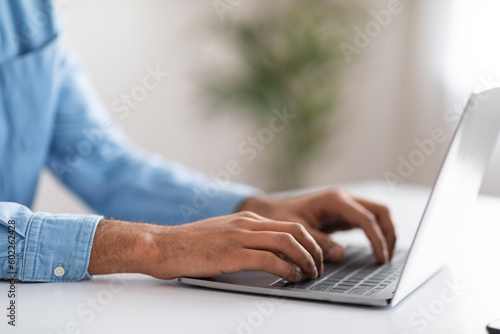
[0,202,102,282]
[47,42,261,225]
[0,2,260,284]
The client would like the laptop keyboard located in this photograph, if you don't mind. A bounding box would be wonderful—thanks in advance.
[270,247,407,296]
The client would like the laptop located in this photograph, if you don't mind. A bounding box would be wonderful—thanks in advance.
[179,88,500,307]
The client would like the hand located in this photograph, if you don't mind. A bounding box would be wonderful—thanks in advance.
[239,189,397,264]
[89,212,324,282]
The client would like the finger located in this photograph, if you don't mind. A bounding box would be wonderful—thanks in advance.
[241,231,319,279]
[323,193,389,263]
[242,249,302,282]
[355,198,397,258]
[307,229,345,263]
[249,221,323,275]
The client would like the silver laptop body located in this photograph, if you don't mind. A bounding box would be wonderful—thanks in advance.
[179,88,500,307]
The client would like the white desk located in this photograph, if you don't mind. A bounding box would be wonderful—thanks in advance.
[2,180,500,334]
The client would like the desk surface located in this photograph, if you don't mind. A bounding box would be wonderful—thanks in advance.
[2,180,500,334]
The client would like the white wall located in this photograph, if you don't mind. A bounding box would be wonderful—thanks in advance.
[33,0,499,215]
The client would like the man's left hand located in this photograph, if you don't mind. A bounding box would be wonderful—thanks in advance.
[239,189,396,264]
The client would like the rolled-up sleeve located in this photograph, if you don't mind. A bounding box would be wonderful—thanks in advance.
[0,202,102,282]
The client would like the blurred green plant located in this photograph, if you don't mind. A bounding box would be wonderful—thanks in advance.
[200,1,358,190]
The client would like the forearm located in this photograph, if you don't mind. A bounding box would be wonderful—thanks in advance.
[88,219,160,276]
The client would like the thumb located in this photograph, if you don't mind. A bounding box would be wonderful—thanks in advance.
[308,229,345,263]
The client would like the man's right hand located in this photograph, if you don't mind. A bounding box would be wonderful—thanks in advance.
[88,211,324,282]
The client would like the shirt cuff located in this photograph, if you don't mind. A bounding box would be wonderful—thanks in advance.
[20,213,102,282]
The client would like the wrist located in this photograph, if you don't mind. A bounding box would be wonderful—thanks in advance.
[88,219,161,276]
[238,196,275,217]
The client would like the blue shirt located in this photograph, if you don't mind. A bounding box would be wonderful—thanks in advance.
[0,0,258,282]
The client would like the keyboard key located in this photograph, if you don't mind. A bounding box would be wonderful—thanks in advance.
[350,276,366,281]
[290,281,314,289]
[310,284,332,291]
[327,275,345,280]
[350,287,372,295]
[333,284,351,290]
[359,282,377,287]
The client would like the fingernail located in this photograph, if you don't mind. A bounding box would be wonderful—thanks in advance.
[295,271,302,282]
[311,267,318,279]
[326,247,335,260]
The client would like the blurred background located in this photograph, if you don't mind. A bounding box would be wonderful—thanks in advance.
[34,0,500,214]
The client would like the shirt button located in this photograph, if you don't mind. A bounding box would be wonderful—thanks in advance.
[54,266,65,277]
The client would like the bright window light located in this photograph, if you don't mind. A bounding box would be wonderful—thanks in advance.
[444,0,500,99]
